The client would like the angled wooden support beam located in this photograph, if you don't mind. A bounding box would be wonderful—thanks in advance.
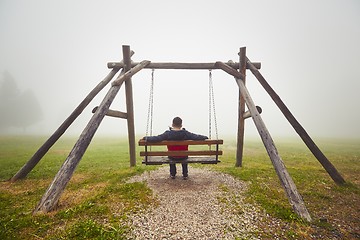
[92,106,127,119]
[216,61,312,222]
[246,58,345,185]
[107,61,261,70]
[10,51,134,182]
[10,69,119,182]
[33,60,150,214]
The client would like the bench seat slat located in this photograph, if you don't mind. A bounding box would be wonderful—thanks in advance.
[142,156,220,165]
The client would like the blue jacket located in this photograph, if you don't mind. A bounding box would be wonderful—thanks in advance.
[144,128,208,142]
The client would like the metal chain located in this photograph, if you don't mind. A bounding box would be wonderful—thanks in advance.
[209,70,212,140]
[145,69,155,137]
[208,70,218,140]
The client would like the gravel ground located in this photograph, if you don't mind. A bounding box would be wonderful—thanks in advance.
[126,166,286,239]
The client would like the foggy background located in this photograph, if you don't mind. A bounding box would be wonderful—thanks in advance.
[1,0,359,140]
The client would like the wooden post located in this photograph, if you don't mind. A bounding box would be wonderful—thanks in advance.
[122,45,136,167]
[10,69,119,182]
[216,61,312,222]
[236,47,247,167]
[33,60,150,213]
[246,58,345,185]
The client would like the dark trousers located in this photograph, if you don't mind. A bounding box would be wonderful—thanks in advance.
[169,163,188,177]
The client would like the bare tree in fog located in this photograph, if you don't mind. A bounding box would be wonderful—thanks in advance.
[0,71,43,133]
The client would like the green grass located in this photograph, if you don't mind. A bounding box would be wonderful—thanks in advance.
[0,136,157,240]
[211,137,360,238]
[0,135,359,239]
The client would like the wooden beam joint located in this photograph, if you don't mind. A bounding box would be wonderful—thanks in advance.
[244,106,262,119]
[214,61,245,80]
[92,106,127,119]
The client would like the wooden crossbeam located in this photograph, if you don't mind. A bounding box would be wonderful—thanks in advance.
[107,61,261,70]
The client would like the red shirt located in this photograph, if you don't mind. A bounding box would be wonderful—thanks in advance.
[167,145,188,159]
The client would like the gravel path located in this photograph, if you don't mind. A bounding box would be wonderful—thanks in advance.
[126,166,285,239]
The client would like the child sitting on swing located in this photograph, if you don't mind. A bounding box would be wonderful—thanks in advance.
[143,117,208,179]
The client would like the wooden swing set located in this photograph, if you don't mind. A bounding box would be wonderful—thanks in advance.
[139,67,223,165]
[9,45,345,222]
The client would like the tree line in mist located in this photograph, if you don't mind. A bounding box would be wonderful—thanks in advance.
[0,71,43,133]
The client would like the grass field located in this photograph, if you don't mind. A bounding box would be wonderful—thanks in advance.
[0,135,359,239]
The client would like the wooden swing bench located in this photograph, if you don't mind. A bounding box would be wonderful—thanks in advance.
[139,139,223,165]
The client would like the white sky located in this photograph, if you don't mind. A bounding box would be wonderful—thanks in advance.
[0,0,359,139]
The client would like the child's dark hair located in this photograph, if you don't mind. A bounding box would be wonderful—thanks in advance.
[172,117,182,127]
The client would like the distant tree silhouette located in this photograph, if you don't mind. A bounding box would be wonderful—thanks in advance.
[0,71,43,132]
[0,71,18,129]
